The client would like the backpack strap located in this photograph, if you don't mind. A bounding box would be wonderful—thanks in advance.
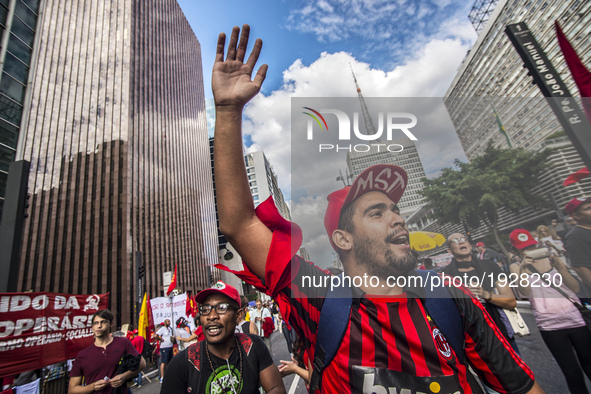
[414,270,465,364]
[309,280,352,392]
[310,270,467,391]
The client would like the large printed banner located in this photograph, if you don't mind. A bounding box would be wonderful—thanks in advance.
[151,294,195,333]
[0,292,108,378]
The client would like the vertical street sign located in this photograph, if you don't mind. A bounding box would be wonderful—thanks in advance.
[505,22,591,169]
[135,251,142,321]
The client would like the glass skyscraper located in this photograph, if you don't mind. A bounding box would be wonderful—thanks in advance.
[9,0,217,325]
[0,0,41,218]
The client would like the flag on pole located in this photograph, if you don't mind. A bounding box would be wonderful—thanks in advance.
[186,292,197,318]
[138,293,154,340]
[492,104,512,148]
[555,20,591,123]
[166,264,177,296]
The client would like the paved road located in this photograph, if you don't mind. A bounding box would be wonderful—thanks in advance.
[514,303,590,393]
[134,305,589,393]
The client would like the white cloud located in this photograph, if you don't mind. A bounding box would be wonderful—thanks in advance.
[240,28,473,266]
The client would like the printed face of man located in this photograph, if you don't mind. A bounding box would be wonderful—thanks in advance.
[448,233,473,259]
[199,294,238,346]
[348,191,415,278]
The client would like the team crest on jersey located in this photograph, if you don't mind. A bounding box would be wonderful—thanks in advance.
[432,328,453,360]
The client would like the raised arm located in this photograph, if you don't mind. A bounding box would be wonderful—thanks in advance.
[213,25,272,278]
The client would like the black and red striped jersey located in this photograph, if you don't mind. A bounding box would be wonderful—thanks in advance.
[215,198,536,394]
[281,258,535,393]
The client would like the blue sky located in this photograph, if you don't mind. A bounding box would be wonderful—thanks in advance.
[177,0,476,98]
[177,0,478,266]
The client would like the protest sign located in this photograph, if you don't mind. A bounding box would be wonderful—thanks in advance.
[0,292,109,377]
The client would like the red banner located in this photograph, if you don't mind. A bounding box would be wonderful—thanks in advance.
[0,292,109,378]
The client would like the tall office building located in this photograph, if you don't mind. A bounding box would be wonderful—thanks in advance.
[10,0,216,325]
[0,0,42,219]
[209,145,290,295]
[445,0,590,160]
[346,140,427,215]
[245,150,291,220]
[437,0,591,242]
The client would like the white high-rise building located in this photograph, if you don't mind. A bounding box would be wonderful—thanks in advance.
[445,0,590,160]
[439,0,591,237]
[346,139,427,216]
[245,150,291,220]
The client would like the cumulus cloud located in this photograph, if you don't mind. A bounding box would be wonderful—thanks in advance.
[239,13,475,266]
[285,0,475,62]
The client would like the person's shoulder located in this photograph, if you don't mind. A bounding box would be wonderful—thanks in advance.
[478,258,500,270]
[112,336,136,351]
[238,333,267,353]
[567,226,591,240]
[442,261,456,272]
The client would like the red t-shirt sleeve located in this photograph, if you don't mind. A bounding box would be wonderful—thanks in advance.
[125,337,140,357]
[215,196,303,296]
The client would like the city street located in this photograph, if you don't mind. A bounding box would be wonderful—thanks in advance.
[131,303,590,393]
[514,302,590,393]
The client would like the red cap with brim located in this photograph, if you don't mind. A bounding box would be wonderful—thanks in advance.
[565,197,591,215]
[510,229,538,250]
[324,164,408,250]
[476,242,485,247]
[195,281,241,308]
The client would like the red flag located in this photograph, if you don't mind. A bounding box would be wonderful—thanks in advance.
[555,21,591,122]
[166,264,177,296]
[563,167,591,186]
[186,292,196,318]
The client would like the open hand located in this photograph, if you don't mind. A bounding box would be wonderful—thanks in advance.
[212,24,267,109]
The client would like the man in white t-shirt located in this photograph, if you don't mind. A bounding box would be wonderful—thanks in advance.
[155,319,173,382]
[250,298,272,352]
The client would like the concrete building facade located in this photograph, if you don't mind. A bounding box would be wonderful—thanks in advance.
[445,0,590,159]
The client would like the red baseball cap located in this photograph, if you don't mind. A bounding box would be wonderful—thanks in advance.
[565,197,591,215]
[509,229,538,250]
[195,281,241,308]
[324,164,407,249]
[475,242,485,247]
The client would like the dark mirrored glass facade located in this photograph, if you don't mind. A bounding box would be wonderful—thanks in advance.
[0,0,40,218]
[16,0,217,326]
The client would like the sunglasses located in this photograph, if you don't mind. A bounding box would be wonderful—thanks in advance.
[449,237,468,245]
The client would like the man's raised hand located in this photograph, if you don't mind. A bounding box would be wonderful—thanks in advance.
[212,24,267,109]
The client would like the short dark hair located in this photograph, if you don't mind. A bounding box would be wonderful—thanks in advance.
[337,202,356,235]
[91,309,114,325]
[240,295,249,309]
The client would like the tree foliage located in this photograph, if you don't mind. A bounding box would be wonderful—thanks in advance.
[420,144,551,252]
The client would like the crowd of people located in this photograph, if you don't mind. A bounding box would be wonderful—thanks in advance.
[40,23,588,394]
